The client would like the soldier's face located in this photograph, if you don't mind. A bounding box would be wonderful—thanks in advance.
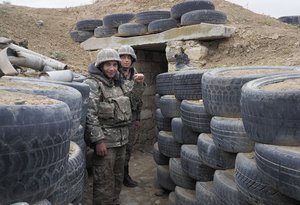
[103,61,118,79]
[120,54,132,69]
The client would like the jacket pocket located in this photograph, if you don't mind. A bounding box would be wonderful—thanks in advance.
[98,102,115,119]
[113,96,132,122]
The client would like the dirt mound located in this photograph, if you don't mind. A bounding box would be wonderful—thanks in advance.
[0,0,299,75]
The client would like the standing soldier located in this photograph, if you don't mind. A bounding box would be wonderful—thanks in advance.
[118,45,146,187]
[84,48,144,205]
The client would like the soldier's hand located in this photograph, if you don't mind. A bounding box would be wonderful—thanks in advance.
[133,73,144,83]
[96,143,107,156]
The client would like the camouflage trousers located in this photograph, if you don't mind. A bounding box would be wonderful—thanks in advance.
[125,124,136,166]
[92,146,126,205]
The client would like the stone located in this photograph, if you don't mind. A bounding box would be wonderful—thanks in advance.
[185,46,208,61]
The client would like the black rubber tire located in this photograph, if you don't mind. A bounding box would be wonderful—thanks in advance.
[70,30,93,43]
[197,133,236,170]
[255,143,300,201]
[94,26,118,38]
[48,141,85,204]
[159,95,181,118]
[1,76,89,128]
[210,116,254,153]
[158,131,181,158]
[155,93,161,108]
[213,169,249,205]
[153,142,170,165]
[0,79,83,137]
[118,23,148,37]
[180,100,212,133]
[169,158,195,190]
[157,165,176,191]
[181,10,227,26]
[241,73,300,145]
[170,1,215,19]
[73,125,86,154]
[174,186,198,205]
[0,94,71,204]
[75,19,103,31]
[156,72,176,95]
[148,18,178,34]
[173,69,207,100]
[135,10,171,24]
[66,141,85,203]
[181,145,215,181]
[235,152,298,205]
[278,16,300,25]
[195,181,221,205]
[171,118,199,144]
[103,13,135,28]
[155,109,172,131]
[202,66,300,117]
[168,192,176,205]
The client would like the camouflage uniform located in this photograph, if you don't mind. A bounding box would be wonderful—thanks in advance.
[120,66,145,166]
[84,53,143,205]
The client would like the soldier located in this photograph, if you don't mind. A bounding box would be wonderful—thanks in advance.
[84,48,144,205]
[118,45,146,187]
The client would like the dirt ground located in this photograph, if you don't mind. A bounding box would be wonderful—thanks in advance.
[83,145,170,205]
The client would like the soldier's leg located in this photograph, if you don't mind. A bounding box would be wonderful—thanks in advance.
[125,124,135,166]
[93,149,116,205]
[113,146,126,204]
[123,124,138,187]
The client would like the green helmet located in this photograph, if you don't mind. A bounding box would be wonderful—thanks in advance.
[95,48,121,67]
[118,45,137,62]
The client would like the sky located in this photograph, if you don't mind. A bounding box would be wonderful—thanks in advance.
[1,0,300,18]
[1,0,95,8]
[226,0,300,18]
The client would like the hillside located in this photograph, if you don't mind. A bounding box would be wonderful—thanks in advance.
[0,0,300,75]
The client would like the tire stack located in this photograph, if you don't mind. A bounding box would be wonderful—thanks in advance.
[97,13,135,38]
[200,66,300,204]
[237,73,300,204]
[154,69,216,204]
[278,16,300,25]
[170,1,227,27]
[70,19,103,42]
[154,72,176,194]
[0,77,88,205]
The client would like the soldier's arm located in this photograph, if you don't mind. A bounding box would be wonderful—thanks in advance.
[84,78,106,145]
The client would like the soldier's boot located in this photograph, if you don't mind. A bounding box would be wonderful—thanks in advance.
[123,165,138,187]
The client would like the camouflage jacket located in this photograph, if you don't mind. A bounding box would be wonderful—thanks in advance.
[120,66,146,121]
[84,64,144,148]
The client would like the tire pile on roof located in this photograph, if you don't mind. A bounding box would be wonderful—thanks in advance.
[153,66,300,204]
[0,76,90,205]
[278,16,300,25]
[70,0,228,42]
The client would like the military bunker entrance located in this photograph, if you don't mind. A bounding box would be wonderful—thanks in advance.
[81,23,235,145]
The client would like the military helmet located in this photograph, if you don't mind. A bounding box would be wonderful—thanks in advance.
[118,45,137,62]
[95,48,121,67]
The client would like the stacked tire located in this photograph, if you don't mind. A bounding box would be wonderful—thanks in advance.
[70,19,103,42]
[155,66,300,204]
[170,1,227,27]
[237,72,300,204]
[200,66,300,204]
[0,77,88,204]
[154,69,217,204]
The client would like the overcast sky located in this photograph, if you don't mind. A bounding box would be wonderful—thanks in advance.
[226,0,300,18]
[2,0,300,18]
